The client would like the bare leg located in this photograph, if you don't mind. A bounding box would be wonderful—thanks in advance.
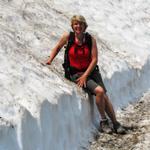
[94,86,126,134]
[104,94,117,124]
[94,86,113,133]
[94,86,106,119]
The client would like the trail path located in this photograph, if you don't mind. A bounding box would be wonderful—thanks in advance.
[89,90,150,150]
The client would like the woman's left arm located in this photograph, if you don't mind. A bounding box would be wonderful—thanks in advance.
[76,36,98,87]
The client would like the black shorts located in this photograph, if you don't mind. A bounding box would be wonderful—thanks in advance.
[70,69,107,94]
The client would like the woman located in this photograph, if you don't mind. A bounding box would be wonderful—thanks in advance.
[46,15,126,134]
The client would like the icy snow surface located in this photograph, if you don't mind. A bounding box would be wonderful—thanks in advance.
[0,0,150,150]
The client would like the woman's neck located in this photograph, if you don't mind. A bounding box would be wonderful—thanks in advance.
[75,33,85,45]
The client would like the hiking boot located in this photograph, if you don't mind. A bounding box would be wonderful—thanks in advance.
[100,119,113,134]
[113,121,126,134]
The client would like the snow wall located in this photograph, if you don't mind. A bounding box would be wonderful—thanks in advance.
[0,0,150,150]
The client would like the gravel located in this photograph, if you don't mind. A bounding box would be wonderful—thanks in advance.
[89,90,150,150]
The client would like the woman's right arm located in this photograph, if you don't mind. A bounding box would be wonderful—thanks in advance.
[46,32,69,65]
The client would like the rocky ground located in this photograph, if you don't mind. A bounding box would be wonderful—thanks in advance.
[89,90,150,150]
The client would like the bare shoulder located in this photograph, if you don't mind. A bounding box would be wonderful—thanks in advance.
[56,32,70,47]
[61,32,70,41]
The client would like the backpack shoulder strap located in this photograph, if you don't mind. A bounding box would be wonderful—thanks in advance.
[64,31,75,65]
[85,32,92,51]
[62,32,75,80]
[85,33,99,72]
[66,32,75,51]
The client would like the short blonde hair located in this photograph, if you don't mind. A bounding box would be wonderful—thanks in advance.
[71,15,88,30]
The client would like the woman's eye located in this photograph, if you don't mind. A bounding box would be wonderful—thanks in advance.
[74,23,79,26]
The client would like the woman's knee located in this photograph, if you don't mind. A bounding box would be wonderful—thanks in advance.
[94,86,105,97]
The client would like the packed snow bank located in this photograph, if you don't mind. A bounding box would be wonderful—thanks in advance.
[0,43,96,150]
[0,0,150,150]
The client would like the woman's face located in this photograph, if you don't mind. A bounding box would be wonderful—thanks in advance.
[72,20,86,34]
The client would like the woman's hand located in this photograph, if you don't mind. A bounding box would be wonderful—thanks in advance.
[46,59,51,65]
[41,57,52,66]
[76,74,88,88]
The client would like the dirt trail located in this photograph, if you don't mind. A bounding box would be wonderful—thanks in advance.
[89,91,150,150]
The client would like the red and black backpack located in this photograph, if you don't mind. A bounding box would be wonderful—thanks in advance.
[62,32,92,80]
